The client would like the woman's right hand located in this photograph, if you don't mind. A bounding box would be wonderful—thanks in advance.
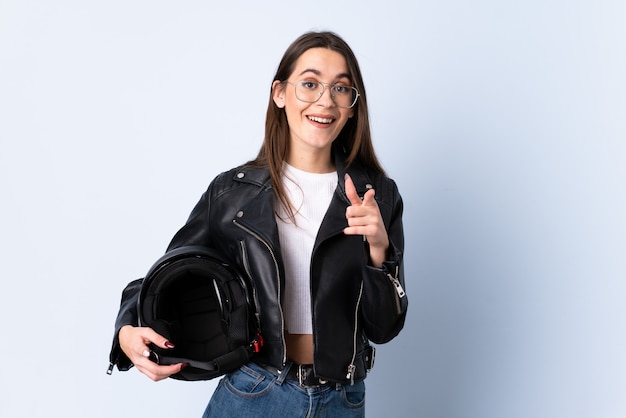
[118,325,185,381]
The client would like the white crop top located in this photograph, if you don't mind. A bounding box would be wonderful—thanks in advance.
[275,163,338,334]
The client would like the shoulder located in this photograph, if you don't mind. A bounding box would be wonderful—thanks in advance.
[370,172,402,206]
[208,164,271,198]
[350,161,401,201]
[379,173,401,196]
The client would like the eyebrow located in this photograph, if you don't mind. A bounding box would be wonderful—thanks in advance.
[297,68,352,81]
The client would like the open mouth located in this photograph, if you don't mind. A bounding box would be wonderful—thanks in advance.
[307,116,334,124]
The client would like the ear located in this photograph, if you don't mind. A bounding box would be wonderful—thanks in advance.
[272,80,286,108]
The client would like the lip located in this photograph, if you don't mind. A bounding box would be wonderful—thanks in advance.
[306,114,336,126]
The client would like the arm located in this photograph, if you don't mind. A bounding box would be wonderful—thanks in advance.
[344,174,408,343]
[108,278,142,372]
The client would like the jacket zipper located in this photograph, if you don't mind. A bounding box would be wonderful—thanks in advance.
[387,265,405,314]
[346,281,364,385]
[233,220,287,366]
[238,240,262,334]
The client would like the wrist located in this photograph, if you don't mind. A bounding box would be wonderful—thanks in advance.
[368,245,388,268]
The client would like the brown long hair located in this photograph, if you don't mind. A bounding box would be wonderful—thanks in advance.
[248,31,385,218]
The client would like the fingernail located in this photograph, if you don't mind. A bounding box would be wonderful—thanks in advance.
[181,363,188,370]
[142,349,150,357]
[344,173,349,181]
[165,341,175,349]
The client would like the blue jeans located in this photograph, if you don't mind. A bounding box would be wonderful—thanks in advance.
[202,362,365,417]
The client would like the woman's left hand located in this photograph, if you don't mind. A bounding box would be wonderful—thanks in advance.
[343,173,389,268]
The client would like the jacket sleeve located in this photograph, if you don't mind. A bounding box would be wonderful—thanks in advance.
[107,278,142,373]
[360,179,408,344]
[167,186,215,251]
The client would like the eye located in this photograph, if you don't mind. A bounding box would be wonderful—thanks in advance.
[299,80,319,90]
[332,85,351,95]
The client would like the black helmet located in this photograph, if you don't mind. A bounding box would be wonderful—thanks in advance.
[138,245,262,381]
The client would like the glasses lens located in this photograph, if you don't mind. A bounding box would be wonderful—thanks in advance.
[294,81,321,103]
[330,85,357,108]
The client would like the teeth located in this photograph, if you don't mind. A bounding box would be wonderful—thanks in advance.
[308,116,333,124]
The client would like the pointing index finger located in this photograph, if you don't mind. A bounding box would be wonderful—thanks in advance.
[344,173,362,206]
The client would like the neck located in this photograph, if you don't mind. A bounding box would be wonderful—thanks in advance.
[286,148,335,174]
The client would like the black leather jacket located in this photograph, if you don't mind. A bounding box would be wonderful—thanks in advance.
[109,148,408,384]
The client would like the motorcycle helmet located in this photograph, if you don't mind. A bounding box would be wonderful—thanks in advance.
[138,245,262,381]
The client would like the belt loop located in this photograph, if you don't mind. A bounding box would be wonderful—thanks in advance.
[276,362,292,386]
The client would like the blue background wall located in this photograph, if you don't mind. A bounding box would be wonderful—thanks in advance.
[1,1,624,417]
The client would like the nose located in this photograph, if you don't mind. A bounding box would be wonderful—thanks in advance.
[316,85,335,107]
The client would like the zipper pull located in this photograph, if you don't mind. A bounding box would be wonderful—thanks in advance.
[388,275,405,298]
[106,362,114,375]
[346,364,356,385]
[387,266,405,298]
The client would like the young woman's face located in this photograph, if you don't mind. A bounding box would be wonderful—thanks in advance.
[273,48,354,164]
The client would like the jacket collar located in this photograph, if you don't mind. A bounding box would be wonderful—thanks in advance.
[333,145,375,202]
[235,145,375,195]
[233,145,377,249]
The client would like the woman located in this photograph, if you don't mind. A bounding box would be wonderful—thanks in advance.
[109,31,408,417]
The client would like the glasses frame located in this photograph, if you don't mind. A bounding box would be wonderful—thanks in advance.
[285,80,360,109]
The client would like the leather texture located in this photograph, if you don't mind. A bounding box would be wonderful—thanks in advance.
[109,146,407,384]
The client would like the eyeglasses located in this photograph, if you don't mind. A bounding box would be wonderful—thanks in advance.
[286,80,360,109]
